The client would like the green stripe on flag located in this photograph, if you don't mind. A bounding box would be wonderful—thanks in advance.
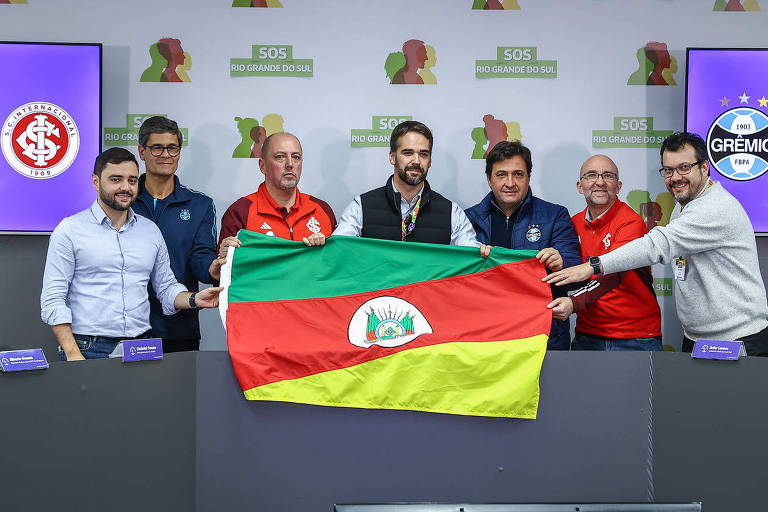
[229,231,537,303]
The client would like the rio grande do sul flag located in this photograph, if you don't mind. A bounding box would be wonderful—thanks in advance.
[219,231,552,419]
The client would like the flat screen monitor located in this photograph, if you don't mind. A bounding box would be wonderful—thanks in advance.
[0,41,101,233]
[685,47,768,234]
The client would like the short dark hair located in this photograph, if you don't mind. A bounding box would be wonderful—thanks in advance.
[390,120,433,153]
[93,147,138,177]
[260,132,301,158]
[660,132,708,165]
[138,116,183,147]
[485,140,532,177]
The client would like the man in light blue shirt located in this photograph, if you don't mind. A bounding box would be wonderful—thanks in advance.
[41,148,222,361]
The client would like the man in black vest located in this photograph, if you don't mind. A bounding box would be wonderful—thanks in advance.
[334,121,482,248]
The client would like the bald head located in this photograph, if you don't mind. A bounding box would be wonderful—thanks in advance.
[577,154,622,216]
[261,132,301,159]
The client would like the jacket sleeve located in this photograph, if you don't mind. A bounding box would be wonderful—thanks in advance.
[551,207,583,268]
[219,197,251,244]
[189,198,218,284]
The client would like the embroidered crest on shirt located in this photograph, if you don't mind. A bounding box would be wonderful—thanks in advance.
[306,216,321,234]
[179,209,190,221]
[602,232,612,249]
[526,225,541,242]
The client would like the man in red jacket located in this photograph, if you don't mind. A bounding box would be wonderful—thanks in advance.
[547,154,662,350]
[218,132,336,255]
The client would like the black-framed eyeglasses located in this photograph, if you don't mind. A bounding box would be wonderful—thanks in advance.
[580,171,618,183]
[658,161,702,179]
[143,144,181,157]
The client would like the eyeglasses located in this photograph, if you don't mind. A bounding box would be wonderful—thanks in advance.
[143,144,181,157]
[658,161,702,178]
[580,171,618,183]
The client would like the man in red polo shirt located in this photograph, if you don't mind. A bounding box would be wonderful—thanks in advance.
[218,132,336,254]
[547,154,662,350]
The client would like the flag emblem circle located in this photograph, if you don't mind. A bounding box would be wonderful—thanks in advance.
[348,296,433,349]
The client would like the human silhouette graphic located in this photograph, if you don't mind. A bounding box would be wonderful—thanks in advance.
[505,121,522,142]
[418,44,437,84]
[250,126,267,158]
[627,42,675,86]
[140,43,168,82]
[483,114,508,157]
[392,39,427,84]
[645,42,673,85]
[233,117,261,158]
[385,52,406,82]
[471,127,488,159]
[157,38,186,82]
[261,113,285,137]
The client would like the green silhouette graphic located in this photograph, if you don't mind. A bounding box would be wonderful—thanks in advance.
[385,52,407,81]
[140,43,167,82]
[626,190,675,229]
[471,128,487,159]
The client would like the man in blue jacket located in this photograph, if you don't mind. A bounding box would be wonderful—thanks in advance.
[132,116,219,352]
[465,141,581,350]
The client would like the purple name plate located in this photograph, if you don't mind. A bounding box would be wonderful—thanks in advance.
[0,349,49,372]
[122,338,163,362]
[692,339,746,360]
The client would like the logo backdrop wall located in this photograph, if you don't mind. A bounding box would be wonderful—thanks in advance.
[1,0,765,349]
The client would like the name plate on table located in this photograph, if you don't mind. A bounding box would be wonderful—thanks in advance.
[122,338,163,362]
[0,349,49,372]
[692,339,746,360]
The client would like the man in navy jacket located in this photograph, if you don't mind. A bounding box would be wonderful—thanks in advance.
[465,141,581,350]
[132,116,219,352]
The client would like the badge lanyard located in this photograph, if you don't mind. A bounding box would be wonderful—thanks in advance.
[401,196,422,240]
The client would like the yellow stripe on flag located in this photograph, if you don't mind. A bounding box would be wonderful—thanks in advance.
[243,335,547,419]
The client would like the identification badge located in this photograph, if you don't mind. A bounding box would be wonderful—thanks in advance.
[674,257,687,281]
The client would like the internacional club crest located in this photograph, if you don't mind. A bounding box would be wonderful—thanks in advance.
[707,107,768,181]
[347,296,433,349]
[1,102,80,179]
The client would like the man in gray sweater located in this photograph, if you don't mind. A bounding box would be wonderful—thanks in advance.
[544,132,768,355]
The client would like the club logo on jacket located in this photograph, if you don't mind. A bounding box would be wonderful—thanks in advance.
[348,296,433,349]
[526,225,541,242]
[180,209,190,221]
[306,216,321,234]
[602,232,612,249]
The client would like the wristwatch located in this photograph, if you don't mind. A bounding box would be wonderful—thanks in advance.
[189,292,198,309]
[588,256,602,275]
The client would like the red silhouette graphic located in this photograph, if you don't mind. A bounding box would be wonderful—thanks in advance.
[392,39,428,84]
[157,38,186,82]
[640,202,663,230]
[250,125,267,158]
[645,42,672,86]
[483,114,508,157]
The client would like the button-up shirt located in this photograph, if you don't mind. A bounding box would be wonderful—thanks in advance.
[41,201,187,337]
